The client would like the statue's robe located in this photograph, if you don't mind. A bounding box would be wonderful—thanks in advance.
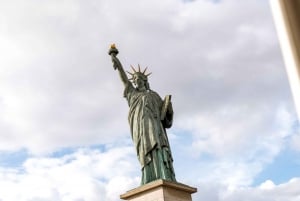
[124,83,176,185]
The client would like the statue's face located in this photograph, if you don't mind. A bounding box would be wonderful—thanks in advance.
[133,74,145,89]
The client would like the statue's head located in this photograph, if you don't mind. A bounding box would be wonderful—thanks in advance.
[127,65,151,90]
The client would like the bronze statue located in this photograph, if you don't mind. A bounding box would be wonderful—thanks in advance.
[108,44,176,185]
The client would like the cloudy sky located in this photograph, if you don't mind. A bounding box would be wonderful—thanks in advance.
[0,0,299,200]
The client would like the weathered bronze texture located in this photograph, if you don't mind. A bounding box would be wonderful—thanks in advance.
[108,44,176,185]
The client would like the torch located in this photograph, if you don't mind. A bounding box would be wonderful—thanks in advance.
[108,44,119,70]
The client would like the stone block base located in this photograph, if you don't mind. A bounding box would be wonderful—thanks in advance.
[120,179,197,201]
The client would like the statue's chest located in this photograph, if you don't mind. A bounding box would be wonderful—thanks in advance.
[131,92,157,108]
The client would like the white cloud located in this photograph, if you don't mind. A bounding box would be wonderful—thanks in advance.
[221,178,300,201]
[0,146,299,201]
[290,121,300,152]
[172,103,297,189]
[291,133,300,152]
[0,146,139,201]
[191,178,300,201]
[259,180,275,190]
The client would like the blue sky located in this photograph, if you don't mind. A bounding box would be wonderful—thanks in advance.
[254,147,300,185]
[0,0,299,200]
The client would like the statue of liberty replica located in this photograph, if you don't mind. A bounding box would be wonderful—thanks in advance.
[108,44,176,185]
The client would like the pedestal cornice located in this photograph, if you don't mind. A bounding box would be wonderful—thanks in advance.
[120,179,197,200]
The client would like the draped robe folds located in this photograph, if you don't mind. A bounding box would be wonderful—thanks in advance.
[124,83,176,185]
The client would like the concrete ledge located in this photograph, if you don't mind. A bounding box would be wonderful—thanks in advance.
[120,179,197,201]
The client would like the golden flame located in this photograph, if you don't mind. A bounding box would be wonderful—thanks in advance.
[110,43,116,49]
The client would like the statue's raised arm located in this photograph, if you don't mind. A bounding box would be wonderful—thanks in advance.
[108,44,130,87]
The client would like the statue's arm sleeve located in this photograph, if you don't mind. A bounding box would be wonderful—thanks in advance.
[123,81,134,101]
[111,55,131,88]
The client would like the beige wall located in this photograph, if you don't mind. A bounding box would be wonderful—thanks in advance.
[270,0,300,120]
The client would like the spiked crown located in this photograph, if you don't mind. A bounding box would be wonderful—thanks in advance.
[127,64,152,81]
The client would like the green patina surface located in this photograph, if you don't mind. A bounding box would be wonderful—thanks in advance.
[109,45,176,185]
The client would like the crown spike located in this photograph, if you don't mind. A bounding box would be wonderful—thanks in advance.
[142,67,148,74]
[138,64,141,72]
[146,72,152,77]
[126,71,134,76]
[131,65,137,73]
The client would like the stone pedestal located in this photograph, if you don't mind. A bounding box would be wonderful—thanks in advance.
[120,179,197,201]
